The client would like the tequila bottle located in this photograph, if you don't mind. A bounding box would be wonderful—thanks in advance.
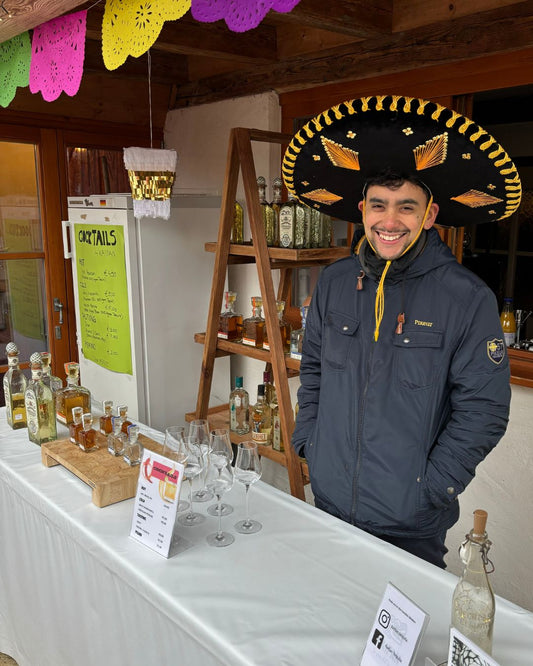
[290,306,308,360]
[272,397,283,452]
[40,351,63,394]
[99,400,114,435]
[118,404,133,434]
[294,195,311,249]
[25,353,57,446]
[261,370,275,438]
[263,300,291,353]
[310,208,323,248]
[56,362,91,426]
[124,423,143,466]
[257,176,276,246]
[321,213,332,248]
[451,509,495,655]
[79,412,98,452]
[107,416,126,456]
[218,291,243,341]
[229,376,250,435]
[278,193,296,249]
[251,384,271,447]
[3,341,27,429]
[242,296,265,348]
[271,177,283,247]
[69,406,84,444]
[231,201,245,244]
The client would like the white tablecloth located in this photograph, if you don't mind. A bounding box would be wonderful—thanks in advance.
[0,410,531,666]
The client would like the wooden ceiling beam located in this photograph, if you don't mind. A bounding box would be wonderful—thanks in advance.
[0,0,87,42]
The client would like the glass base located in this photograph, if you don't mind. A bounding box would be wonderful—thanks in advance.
[177,511,205,526]
[206,531,235,547]
[207,502,233,517]
[235,519,262,534]
[192,489,214,502]
[177,499,190,512]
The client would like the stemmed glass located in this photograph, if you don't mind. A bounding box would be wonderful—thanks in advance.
[177,436,206,526]
[234,442,262,534]
[163,426,189,511]
[207,428,234,517]
[189,419,214,502]
[205,459,235,547]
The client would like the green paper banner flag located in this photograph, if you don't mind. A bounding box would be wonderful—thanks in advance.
[74,223,132,374]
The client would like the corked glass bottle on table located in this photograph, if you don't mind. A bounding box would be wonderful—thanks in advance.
[3,342,27,430]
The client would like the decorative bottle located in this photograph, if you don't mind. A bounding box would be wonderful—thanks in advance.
[321,213,332,248]
[242,296,265,348]
[107,416,126,456]
[69,406,84,445]
[271,177,283,247]
[78,413,98,452]
[261,370,275,440]
[451,509,495,655]
[229,376,250,435]
[124,424,143,466]
[218,291,243,342]
[290,306,308,360]
[231,201,245,244]
[500,297,516,347]
[99,400,114,435]
[272,396,283,452]
[25,352,57,446]
[257,176,276,246]
[118,404,133,434]
[310,208,324,248]
[263,300,291,353]
[251,384,271,447]
[55,362,91,426]
[3,342,27,429]
[40,351,63,395]
[279,193,296,249]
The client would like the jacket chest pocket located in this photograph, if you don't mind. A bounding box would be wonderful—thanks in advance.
[323,312,360,370]
[393,329,443,390]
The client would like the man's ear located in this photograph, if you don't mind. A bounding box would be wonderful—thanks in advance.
[357,200,364,213]
[423,203,439,229]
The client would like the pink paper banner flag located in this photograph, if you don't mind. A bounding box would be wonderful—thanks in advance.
[191,0,301,32]
[29,10,87,102]
[0,32,31,108]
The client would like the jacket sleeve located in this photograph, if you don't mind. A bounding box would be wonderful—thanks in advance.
[425,285,511,509]
[291,280,324,457]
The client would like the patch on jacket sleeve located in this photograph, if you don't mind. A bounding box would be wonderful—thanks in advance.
[487,338,505,365]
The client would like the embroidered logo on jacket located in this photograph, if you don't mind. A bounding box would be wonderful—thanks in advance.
[487,338,505,365]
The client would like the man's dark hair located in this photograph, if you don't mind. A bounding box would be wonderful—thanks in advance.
[363,168,433,204]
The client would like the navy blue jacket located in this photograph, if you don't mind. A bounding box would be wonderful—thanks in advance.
[292,228,510,538]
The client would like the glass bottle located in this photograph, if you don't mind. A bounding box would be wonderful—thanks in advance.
[310,208,324,248]
[55,362,91,427]
[124,424,143,466]
[25,352,57,446]
[99,400,114,435]
[279,193,296,249]
[451,509,495,655]
[271,177,282,247]
[290,305,308,360]
[321,213,332,248]
[78,413,98,452]
[262,370,275,437]
[229,376,250,435]
[242,296,265,348]
[231,200,245,244]
[272,397,283,452]
[251,384,271,447]
[500,297,516,347]
[107,416,126,456]
[40,351,63,395]
[257,176,276,246]
[69,406,84,445]
[118,404,133,434]
[218,291,243,342]
[3,341,27,430]
[263,300,291,353]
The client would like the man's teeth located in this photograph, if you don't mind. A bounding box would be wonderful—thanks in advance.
[377,232,403,241]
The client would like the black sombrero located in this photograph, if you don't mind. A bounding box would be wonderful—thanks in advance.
[282,95,522,227]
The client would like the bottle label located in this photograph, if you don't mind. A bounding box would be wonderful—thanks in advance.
[242,337,256,347]
[251,431,268,443]
[25,392,38,436]
[217,331,229,340]
[503,332,515,346]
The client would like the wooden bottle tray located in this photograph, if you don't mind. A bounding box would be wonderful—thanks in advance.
[41,432,163,508]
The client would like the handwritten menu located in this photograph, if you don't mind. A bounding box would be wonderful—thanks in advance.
[74,224,132,374]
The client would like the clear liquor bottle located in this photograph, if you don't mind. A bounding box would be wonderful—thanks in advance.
[251,384,271,447]
[279,193,296,249]
[272,397,283,452]
[3,341,27,429]
[261,370,275,439]
[69,406,84,444]
[310,208,324,248]
[40,351,63,395]
[451,509,495,655]
[25,353,57,445]
[229,376,250,435]
[231,201,245,244]
[242,296,265,348]
[78,412,98,452]
[257,176,276,246]
[124,423,143,466]
[107,416,126,456]
[294,196,311,249]
[56,362,91,427]
[321,213,332,248]
[99,400,114,435]
[218,291,243,341]
[263,300,291,353]
[290,306,308,360]
[271,177,282,247]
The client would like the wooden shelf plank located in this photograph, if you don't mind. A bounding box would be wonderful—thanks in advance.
[205,241,350,263]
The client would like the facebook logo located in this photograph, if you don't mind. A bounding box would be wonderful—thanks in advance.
[372,629,385,649]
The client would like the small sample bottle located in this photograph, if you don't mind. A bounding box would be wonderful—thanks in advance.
[99,400,114,435]
[229,376,250,435]
[257,176,276,246]
[40,351,63,394]
[118,404,133,435]
[3,341,27,430]
[251,384,271,447]
[25,352,57,446]
[56,362,91,426]
[218,291,243,341]
[500,297,516,347]
[124,424,143,466]
[263,300,291,353]
[231,201,245,244]
[242,296,265,348]
[107,416,126,457]
[69,406,84,444]
[78,412,98,452]
[290,306,308,360]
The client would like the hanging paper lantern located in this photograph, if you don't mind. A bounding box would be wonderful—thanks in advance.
[191,0,301,32]
[123,147,178,220]
[0,32,31,108]
[102,0,191,71]
[29,10,87,102]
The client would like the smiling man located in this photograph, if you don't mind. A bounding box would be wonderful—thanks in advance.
[282,95,520,567]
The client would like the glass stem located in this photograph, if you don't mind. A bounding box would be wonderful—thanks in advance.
[244,484,251,525]
[217,495,223,537]
[187,478,194,518]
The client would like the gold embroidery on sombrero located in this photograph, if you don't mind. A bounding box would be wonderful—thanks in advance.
[311,116,324,132]
[361,97,371,112]
[293,130,306,147]
[390,96,401,111]
[333,103,346,118]
[446,110,462,128]
[303,124,315,139]
[375,96,386,110]
[403,97,414,113]
[462,153,471,159]
[431,104,446,121]
[469,127,485,142]
[321,137,360,170]
[480,137,497,151]
[302,189,343,205]
[416,99,430,115]
[451,190,503,208]
[413,133,448,171]
[458,118,475,134]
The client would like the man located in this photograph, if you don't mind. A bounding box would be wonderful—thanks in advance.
[282,95,521,567]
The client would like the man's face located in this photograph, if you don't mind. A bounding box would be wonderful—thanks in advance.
[358,182,439,261]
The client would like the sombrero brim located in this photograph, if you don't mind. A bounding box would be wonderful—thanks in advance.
[282,95,521,227]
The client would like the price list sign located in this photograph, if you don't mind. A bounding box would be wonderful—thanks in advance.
[74,224,132,374]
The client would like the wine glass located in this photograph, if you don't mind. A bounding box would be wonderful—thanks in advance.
[205,459,235,547]
[163,425,189,511]
[207,428,234,517]
[234,442,262,534]
[189,419,214,502]
[177,436,206,526]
